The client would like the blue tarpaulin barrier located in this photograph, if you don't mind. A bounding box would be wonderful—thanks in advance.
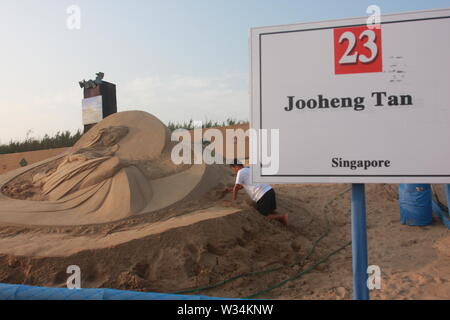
[0,283,230,300]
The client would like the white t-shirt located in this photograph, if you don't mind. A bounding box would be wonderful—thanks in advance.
[235,167,272,202]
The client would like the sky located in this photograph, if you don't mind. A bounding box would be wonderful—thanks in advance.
[0,0,448,142]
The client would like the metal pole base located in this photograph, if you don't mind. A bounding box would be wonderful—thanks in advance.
[351,184,370,300]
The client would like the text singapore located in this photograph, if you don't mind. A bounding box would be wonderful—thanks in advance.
[284,92,413,112]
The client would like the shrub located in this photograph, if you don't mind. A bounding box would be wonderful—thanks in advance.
[0,130,82,154]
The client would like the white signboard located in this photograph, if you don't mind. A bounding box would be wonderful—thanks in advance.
[250,9,450,183]
[82,96,103,125]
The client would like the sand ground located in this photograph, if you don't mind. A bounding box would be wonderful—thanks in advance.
[0,147,448,300]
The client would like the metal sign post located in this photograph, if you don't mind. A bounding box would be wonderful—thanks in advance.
[351,184,369,300]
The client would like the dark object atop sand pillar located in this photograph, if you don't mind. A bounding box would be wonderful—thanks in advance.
[79,72,117,133]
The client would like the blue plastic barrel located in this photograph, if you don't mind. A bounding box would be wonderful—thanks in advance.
[398,184,432,226]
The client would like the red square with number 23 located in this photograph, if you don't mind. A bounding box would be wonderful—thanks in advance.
[334,25,382,75]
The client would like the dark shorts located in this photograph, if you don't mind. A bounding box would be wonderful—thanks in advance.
[255,188,277,216]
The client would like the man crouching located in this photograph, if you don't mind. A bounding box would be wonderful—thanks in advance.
[223,159,288,226]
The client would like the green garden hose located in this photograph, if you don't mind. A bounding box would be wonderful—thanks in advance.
[172,186,352,298]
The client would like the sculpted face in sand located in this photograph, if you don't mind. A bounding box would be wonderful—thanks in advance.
[37,126,131,201]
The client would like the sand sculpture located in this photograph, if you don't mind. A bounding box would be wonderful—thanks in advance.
[0,111,229,226]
